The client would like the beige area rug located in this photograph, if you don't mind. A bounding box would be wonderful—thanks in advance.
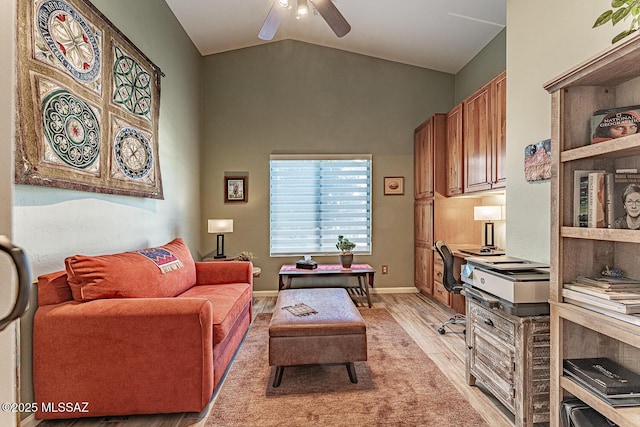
[206,308,489,426]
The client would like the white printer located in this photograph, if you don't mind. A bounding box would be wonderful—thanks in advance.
[461,255,550,316]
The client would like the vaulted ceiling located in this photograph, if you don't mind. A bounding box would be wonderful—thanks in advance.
[165,0,506,74]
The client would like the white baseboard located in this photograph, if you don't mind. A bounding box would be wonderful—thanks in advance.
[372,286,419,294]
[253,286,419,298]
[253,290,279,297]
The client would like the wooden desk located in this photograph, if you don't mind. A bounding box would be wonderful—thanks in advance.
[278,264,375,308]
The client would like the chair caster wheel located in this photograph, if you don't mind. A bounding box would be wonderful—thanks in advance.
[438,327,445,335]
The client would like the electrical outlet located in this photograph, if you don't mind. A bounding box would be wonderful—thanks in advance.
[382,265,388,274]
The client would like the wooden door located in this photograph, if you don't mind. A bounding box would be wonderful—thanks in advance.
[446,104,463,196]
[463,82,492,193]
[414,119,434,199]
[414,198,433,295]
[492,71,507,189]
[414,244,433,295]
[414,198,433,246]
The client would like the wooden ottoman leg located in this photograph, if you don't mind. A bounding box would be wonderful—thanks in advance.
[346,362,358,383]
[273,366,285,388]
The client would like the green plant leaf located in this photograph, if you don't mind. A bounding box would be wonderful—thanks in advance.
[612,28,633,43]
[633,4,640,15]
[612,6,633,24]
[613,0,626,7]
[594,10,613,27]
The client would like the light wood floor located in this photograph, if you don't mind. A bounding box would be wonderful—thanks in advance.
[29,293,515,427]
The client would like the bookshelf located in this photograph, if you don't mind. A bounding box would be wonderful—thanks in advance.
[544,32,640,427]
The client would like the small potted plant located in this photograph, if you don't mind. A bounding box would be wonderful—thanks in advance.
[336,235,356,268]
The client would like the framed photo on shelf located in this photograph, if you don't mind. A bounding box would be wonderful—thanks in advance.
[224,176,247,203]
[384,177,404,195]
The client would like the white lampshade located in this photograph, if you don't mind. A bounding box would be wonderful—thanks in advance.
[208,219,233,234]
[474,206,503,221]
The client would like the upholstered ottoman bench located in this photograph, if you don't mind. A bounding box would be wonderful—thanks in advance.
[269,288,367,387]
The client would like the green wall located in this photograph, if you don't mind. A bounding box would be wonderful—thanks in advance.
[454,28,507,104]
[15,0,203,410]
[201,40,454,291]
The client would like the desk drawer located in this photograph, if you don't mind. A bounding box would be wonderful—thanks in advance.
[433,258,444,284]
[468,302,515,345]
[433,280,450,305]
[468,323,516,412]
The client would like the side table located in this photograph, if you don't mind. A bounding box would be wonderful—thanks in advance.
[278,264,375,308]
[202,257,261,278]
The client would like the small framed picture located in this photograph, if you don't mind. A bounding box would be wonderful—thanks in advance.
[384,177,404,195]
[225,176,248,203]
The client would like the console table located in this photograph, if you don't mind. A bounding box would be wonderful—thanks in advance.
[278,264,375,308]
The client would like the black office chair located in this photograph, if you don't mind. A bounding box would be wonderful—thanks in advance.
[433,240,466,335]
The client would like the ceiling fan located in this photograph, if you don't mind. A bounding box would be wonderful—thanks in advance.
[258,0,351,41]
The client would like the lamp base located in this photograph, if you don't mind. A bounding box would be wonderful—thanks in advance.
[215,234,226,259]
[483,221,495,249]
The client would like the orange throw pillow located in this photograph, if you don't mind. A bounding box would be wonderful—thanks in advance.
[65,238,196,302]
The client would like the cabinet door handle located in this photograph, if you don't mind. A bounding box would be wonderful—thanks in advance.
[483,318,494,327]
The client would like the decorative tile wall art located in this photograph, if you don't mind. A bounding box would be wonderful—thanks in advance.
[15,0,164,199]
[524,139,552,182]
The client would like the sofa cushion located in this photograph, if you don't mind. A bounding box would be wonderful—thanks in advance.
[177,282,251,345]
[37,271,73,306]
[65,238,196,301]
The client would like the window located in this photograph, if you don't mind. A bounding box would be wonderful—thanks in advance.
[270,154,372,256]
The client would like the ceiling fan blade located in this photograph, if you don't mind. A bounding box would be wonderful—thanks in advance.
[309,0,351,37]
[258,1,286,41]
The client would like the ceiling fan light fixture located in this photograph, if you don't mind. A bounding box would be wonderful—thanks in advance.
[278,0,289,7]
[297,0,309,16]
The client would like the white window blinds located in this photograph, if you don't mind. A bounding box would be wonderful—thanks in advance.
[270,154,372,256]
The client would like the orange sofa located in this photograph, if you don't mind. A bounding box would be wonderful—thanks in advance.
[32,238,252,419]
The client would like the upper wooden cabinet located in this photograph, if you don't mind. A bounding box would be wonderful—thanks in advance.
[446,103,463,196]
[463,71,506,193]
[414,118,434,199]
[493,71,507,188]
[414,114,447,199]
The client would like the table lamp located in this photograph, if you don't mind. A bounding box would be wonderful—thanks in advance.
[208,219,233,259]
[474,206,502,250]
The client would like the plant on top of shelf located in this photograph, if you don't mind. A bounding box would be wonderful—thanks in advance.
[594,0,640,44]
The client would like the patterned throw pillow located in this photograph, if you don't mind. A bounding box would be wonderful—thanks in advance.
[65,238,196,301]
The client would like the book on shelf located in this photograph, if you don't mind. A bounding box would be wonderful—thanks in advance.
[574,275,640,289]
[573,170,640,228]
[573,170,605,227]
[563,370,640,407]
[612,172,640,230]
[591,104,640,144]
[564,283,640,300]
[564,357,640,396]
[562,288,640,314]
[560,399,619,425]
[588,172,607,228]
[563,296,640,327]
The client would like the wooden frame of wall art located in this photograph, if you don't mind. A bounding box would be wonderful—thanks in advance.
[384,176,404,195]
[225,176,248,203]
[14,0,164,199]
